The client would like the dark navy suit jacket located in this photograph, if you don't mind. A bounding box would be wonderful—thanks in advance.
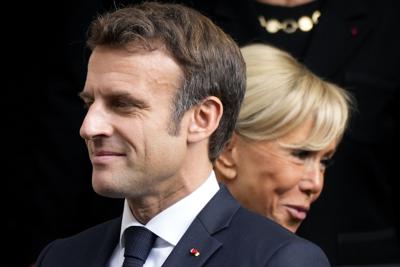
[36,186,330,266]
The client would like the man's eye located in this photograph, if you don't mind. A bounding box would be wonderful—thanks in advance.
[114,101,130,108]
[111,99,134,109]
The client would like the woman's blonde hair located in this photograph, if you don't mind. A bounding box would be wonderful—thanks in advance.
[237,44,353,150]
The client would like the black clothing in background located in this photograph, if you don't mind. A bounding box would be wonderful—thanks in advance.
[184,0,400,265]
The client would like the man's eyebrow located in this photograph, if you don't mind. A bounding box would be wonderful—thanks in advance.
[78,91,148,108]
[109,92,133,98]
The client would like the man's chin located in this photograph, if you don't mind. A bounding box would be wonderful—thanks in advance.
[92,176,123,198]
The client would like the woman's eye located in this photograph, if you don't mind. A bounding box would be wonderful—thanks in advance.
[292,150,312,159]
[320,158,334,169]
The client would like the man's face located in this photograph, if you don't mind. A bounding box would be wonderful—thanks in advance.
[79,46,188,200]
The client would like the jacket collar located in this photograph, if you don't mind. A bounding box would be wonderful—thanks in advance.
[89,217,121,267]
[162,185,240,267]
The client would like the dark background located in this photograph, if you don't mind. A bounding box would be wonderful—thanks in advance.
[6,0,399,266]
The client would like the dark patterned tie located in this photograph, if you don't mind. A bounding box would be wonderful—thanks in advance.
[123,226,157,267]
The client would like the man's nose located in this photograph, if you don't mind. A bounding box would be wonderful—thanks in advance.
[80,103,113,140]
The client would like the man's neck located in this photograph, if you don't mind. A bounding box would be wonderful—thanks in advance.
[255,0,315,7]
[127,152,213,224]
[127,183,192,224]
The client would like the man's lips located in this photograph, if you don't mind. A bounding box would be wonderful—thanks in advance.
[284,204,309,220]
[91,150,126,164]
[94,151,125,156]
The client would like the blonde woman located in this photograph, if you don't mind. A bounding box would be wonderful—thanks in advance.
[215,43,353,233]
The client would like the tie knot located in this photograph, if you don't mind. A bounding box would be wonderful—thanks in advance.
[124,226,157,264]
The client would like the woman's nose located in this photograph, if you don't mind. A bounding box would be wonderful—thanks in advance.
[299,160,324,198]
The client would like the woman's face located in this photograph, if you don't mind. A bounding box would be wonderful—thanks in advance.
[222,120,337,232]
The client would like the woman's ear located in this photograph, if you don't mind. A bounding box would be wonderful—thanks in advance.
[214,133,239,181]
[187,96,223,143]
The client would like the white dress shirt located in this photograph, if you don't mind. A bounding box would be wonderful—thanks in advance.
[107,171,220,267]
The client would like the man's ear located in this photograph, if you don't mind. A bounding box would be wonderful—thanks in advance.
[214,133,239,181]
[187,96,223,143]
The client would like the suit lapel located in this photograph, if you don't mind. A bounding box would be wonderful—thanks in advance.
[161,218,222,267]
[162,186,240,267]
[87,217,121,267]
[303,0,373,78]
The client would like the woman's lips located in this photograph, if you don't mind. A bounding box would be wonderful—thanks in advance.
[284,205,309,220]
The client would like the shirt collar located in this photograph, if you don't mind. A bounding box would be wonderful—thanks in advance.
[120,171,219,247]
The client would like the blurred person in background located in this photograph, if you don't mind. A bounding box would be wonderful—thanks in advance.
[187,0,400,265]
[215,43,352,233]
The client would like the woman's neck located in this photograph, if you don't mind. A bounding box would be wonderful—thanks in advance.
[255,0,315,7]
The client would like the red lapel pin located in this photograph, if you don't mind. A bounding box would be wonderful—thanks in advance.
[190,248,200,257]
